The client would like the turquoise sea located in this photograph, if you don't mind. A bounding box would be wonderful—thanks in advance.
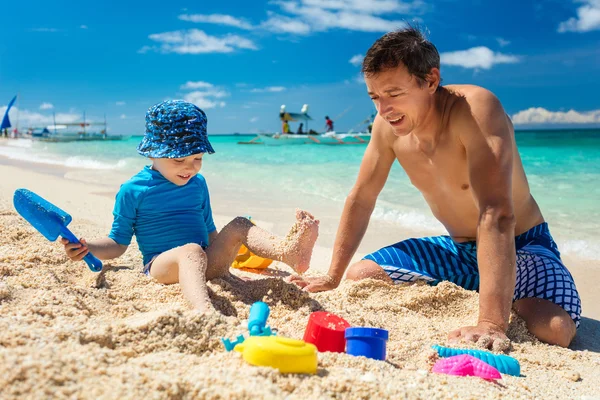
[1,129,599,260]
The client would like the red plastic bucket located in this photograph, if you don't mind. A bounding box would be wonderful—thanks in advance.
[303,311,351,353]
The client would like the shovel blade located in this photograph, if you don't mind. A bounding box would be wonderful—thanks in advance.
[13,189,72,241]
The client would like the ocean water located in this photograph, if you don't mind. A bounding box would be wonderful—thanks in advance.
[1,129,599,260]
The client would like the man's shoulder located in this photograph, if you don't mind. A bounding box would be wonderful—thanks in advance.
[446,85,506,134]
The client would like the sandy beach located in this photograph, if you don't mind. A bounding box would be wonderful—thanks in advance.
[1,153,599,399]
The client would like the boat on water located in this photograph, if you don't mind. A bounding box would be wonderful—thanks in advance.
[238,104,373,146]
[28,123,127,142]
[2,94,126,142]
[241,131,370,146]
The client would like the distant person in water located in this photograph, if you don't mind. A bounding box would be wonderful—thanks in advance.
[62,100,319,314]
[325,116,334,132]
[297,123,304,135]
[290,26,580,348]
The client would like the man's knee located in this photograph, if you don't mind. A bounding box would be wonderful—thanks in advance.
[346,260,392,283]
[513,298,576,348]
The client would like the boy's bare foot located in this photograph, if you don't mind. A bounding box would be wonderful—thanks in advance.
[280,209,319,274]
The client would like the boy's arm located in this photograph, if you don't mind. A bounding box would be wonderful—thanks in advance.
[62,237,128,261]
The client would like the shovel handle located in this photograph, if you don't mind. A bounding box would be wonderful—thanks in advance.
[60,227,103,273]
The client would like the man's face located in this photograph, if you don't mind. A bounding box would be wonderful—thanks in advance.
[151,153,204,186]
[365,64,436,137]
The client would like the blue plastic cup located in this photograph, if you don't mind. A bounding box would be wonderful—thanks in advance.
[345,327,389,360]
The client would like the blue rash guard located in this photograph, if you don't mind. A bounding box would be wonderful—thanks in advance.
[108,166,216,265]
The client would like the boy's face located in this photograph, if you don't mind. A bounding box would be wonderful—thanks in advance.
[151,153,204,186]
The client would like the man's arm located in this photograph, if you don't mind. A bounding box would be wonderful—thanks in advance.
[293,114,396,291]
[455,89,516,336]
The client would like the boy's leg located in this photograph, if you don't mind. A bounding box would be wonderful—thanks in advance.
[148,243,214,313]
[205,210,319,280]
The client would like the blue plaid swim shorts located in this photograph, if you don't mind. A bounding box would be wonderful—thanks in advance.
[363,223,581,327]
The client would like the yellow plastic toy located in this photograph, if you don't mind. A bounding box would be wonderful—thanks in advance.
[234,336,318,374]
[231,219,273,269]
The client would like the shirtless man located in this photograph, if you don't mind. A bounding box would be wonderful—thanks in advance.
[291,27,581,348]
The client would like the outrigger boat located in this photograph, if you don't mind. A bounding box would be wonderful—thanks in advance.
[238,104,372,146]
[28,114,126,142]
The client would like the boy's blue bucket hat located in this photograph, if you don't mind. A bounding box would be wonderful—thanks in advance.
[137,100,215,158]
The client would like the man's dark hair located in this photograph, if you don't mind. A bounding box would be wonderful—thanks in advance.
[362,25,441,87]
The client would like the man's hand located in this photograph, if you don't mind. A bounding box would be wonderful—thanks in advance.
[61,237,89,262]
[288,274,340,292]
[448,321,510,350]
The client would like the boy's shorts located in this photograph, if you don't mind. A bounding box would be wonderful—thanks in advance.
[362,223,582,327]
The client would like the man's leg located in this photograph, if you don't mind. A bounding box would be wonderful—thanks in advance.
[149,243,214,313]
[513,298,576,347]
[347,236,478,287]
[511,243,581,348]
[205,211,319,280]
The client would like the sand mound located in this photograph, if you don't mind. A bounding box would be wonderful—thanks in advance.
[1,209,599,399]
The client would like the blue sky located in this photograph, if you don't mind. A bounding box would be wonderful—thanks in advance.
[1,0,600,134]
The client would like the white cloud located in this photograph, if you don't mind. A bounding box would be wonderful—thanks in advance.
[512,107,600,124]
[144,29,258,54]
[496,37,510,47]
[32,28,59,32]
[270,0,416,33]
[558,0,600,32]
[178,14,253,30]
[250,117,259,123]
[440,47,520,69]
[80,25,88,29]
[115,101,126,106]
[250,86,286,93]
[260,13,312,34]
[181,80,229,109]
[39,102,54,110]
[120,114,127,119]
[0,106,80,127]
[349,54,363,66]
[180,81,214,90]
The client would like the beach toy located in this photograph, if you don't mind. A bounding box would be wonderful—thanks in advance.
[231,218,273,270]
[432,345,520,377]
[232,244,272,269]
[234,335,318,374]
[13,189,103,272]
[222,335,245,352]
[432,354,502,380]
[345,327,389,361]
[303,311,350,353]
[222,301,276,351]
[248,301,274,336]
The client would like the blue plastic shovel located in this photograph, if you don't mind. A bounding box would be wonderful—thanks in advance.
[13,188,103,272]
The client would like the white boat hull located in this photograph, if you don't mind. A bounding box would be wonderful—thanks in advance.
[249,133,370,146]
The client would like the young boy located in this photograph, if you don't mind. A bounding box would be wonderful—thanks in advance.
[62,100,319,313]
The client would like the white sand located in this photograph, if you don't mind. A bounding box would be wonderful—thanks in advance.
[1,158,599,399]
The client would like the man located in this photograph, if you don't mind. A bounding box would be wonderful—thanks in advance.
[325,116,334,132]
[291,27,581,348]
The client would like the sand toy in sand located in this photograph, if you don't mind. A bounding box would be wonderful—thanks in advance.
[13,189,103,272]
[231,218,273,270]
[432,344,520,376]
[235,336,318,374]
[432,354,502,380]
[303,311,350,353]
[222,302,276,351]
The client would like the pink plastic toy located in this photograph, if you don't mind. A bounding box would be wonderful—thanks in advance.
[432,354,502,380]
